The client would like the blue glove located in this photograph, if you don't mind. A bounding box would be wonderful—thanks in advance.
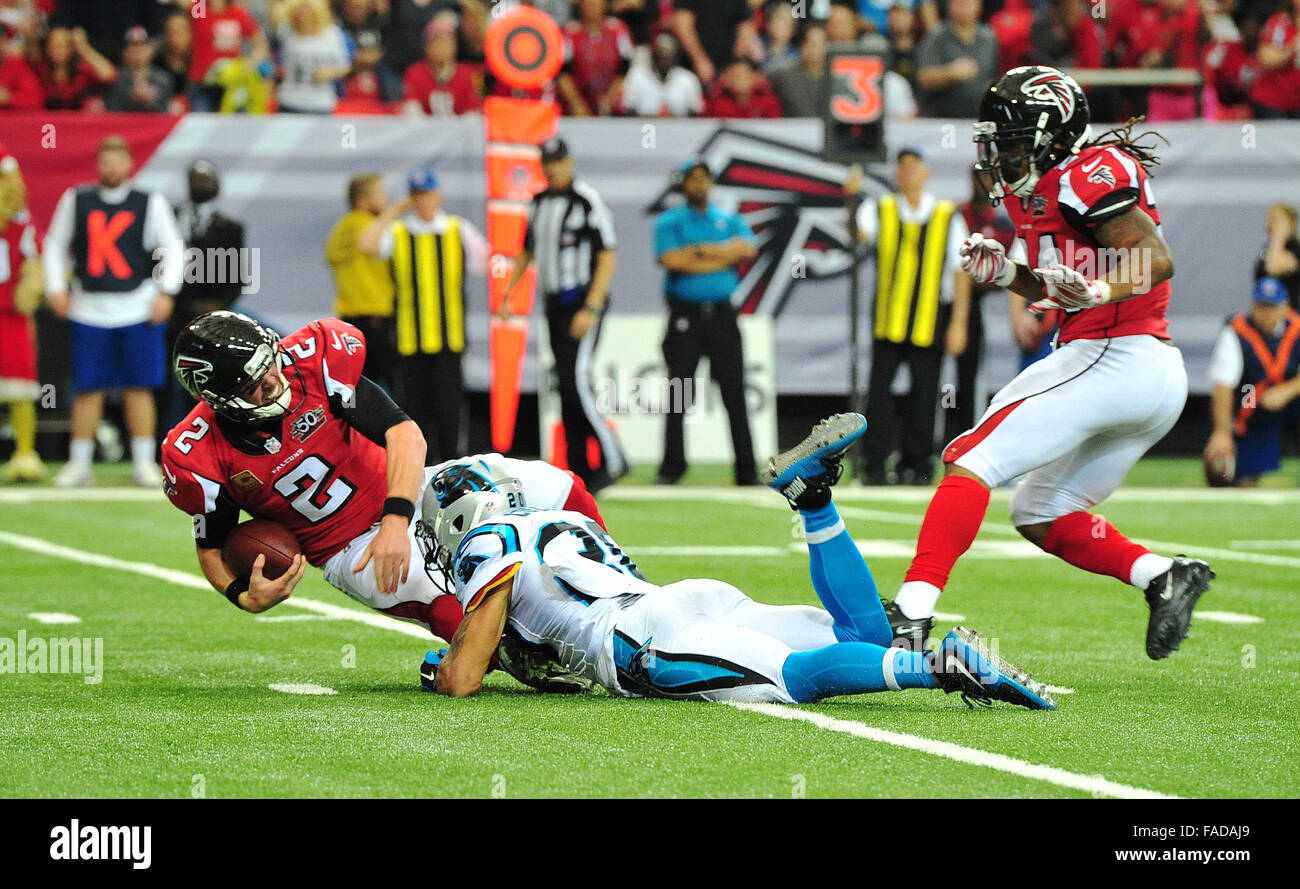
[419,648,448,692]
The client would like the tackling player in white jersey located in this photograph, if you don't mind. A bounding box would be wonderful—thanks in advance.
[417,414,1056,710]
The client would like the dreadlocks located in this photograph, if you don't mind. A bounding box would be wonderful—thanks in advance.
[1088,116,1169,172]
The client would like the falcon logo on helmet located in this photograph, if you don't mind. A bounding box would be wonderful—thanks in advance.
[175,356,213,389]
[1020,70,1077,120]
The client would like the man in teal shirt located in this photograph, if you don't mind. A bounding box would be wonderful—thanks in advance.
[653,157,758,486]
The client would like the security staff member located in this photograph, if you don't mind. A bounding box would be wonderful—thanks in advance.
[164,159,247,432]
[500,137,626,492]
[1204,276,1300,486]
[44,134,184,489]
[848,146,971,486]
[360,166,488,461]
[327,173,395,391]
[653,157,758,487]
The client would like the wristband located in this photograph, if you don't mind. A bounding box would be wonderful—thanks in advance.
[584,303,605,315]
[225,577,249,609]
[383,496,416,523]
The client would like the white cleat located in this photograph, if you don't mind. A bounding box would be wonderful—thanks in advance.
[52,463,94,488]
[131,463,163,488]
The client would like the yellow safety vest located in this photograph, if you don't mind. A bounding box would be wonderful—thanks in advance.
[873,194,955,348]
[391,217,466,356]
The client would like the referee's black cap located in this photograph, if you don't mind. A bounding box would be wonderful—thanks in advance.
[540,137,569,163]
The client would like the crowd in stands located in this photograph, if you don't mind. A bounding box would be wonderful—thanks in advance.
[0,0,1297,119]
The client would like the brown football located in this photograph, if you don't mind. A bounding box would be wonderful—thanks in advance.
[222,519,302,581]
[1203,452,1236,488]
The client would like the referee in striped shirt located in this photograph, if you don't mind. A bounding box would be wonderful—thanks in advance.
[500,137,626,492]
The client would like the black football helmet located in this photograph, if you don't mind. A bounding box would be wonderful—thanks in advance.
[172,311,302,424]
[972,66,1091,204]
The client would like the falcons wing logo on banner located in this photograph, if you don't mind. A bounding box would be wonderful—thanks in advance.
[1020,70,1077,119]
[645,128,890,317]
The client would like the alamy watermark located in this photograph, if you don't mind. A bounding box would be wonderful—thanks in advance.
[152,246,261,295]
[0,630,103,684]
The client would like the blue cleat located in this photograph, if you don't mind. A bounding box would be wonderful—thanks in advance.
[934,626,1056,710]
[761,412,867,509]
[419,649,447,692]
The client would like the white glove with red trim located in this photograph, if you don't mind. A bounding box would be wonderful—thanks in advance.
[1030,265,1113,311]
[958,232,1016,287]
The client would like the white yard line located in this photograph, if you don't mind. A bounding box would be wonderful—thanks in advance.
[1229,540,1300,550]
[602,485,1300,505]
[268,682,337,696]
[27,612,82,624]
[725,701,1174,799]
[1195,611,1264,625]
[0,530,442,642]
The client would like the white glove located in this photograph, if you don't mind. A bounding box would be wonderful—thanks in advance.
[1030,265,1113,311]
[958,232,1015,287]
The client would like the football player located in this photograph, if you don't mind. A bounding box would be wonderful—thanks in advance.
[418,413,1055,710]
[884,66,1213,660]
[161,312,605,664]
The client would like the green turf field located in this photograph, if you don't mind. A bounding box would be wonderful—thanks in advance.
[1,459,1297,798]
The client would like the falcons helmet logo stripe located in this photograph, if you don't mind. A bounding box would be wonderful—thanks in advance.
[1019,71,1078,120]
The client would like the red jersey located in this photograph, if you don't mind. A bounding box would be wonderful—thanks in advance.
[162,319,388,566]
[189,2,260,82]
[0,212,38,314]
[1005,143,1170,343]
[1250,13,1300,113]
[562,16,634,112]
[402,60,483,115]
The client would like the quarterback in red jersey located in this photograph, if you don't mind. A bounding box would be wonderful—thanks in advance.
[162,312,437,621]
[161,311,605,692]
[882,67,1213,661]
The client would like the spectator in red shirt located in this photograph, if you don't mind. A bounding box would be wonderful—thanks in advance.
[402,14,483,116]
[704,58,781,118]
[558,0,635,116]
[187,0,269,112]
[0,42,42,109]
[1029,0,1102,69]
[1251,0,1300,117]
[990,0,1034,72]
[1107,0,1202,119]
[35,26,116,110]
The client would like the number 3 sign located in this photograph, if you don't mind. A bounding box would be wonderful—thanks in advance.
[823,50,887,163]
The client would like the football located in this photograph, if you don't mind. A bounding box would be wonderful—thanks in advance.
[1204,452,1236,488]
[222,519,302,581]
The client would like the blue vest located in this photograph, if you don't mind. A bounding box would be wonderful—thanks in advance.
[71,187,154,292]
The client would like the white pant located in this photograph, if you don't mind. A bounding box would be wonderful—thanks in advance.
[321,468,451,618]
[947,335,1187,526]
[610,579,837,703]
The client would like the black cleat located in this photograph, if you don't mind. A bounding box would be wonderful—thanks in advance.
[496,632,594,694]
[883,600,932,652]
[1144,556,1214,660]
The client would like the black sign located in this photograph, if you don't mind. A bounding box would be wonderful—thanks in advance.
[822,48,887,164]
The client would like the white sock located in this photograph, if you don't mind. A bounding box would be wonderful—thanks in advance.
[1130,553,1175,589]
[895,580,942,619]
[131,437,156,468]
[68,438,94,468]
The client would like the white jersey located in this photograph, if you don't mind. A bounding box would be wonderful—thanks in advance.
[450,508,656,690]
[428,453,576,511]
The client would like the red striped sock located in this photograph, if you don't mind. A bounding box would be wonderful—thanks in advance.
[904,475,991,589]
[1041,511,1150,584]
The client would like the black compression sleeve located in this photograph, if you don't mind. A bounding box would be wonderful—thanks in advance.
[335,375,411,445]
